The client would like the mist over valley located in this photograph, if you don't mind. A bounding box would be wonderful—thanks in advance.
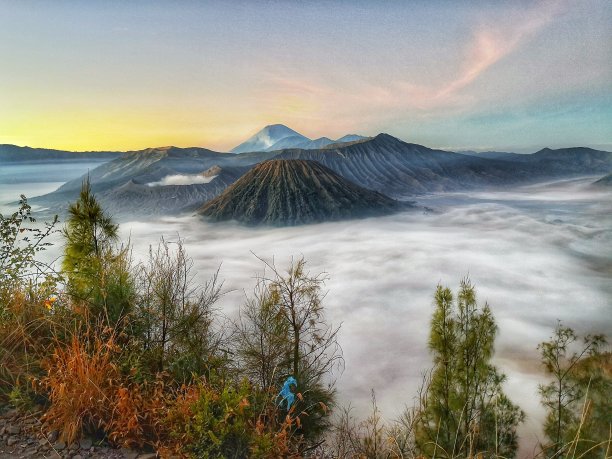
[2,145,610,453]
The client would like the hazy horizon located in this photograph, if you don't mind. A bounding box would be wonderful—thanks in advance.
[3,126,612,155]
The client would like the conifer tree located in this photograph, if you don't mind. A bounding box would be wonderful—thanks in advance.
[62,177,133,324]
[538,323,608,459]
[416,279,524,458]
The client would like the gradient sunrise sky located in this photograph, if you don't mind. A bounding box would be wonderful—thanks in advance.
[1,0,611,153]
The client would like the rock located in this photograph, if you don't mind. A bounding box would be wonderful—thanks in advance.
[80,438,93,449]
[73,455,84,459]
[7,436,19,446]
[137,454,157,459]
[120,448,139,459]
[48,430,59,443]
[22,447,39,457]
[6,425,20,435]
[53,440,67,451]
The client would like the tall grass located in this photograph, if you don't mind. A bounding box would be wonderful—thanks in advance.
[40,329,120,444]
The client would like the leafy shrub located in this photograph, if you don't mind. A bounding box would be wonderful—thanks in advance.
[236,257,342,446]
[0,195,59,295]
[168,378,303,458]
[0,195,61,402]
[132,237,225,382]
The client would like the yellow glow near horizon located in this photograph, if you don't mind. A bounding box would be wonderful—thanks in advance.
[0,107,264,152]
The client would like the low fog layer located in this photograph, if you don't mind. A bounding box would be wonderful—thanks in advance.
[147,173,218,187]
[0,161,109,213]
[119,177,611,453]
[3,170,610,454]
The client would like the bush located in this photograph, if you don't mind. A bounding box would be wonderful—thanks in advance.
[168,378,303,458]
[132,237,225,382]
[538,323,609,459]
[0,195,61,403]
[236,257,342,447]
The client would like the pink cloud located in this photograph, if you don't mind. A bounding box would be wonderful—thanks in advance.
[437,0,564,101]
[254,1,566,134]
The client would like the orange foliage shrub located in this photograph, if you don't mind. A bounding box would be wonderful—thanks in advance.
[107,384,145,448]
[39,329,309,457]
[40,332,121,444]
[40,332,196,455]
[106,376,193,454]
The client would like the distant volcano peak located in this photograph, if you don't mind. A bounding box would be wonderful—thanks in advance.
[230,124,308,154]
[230,125,368,153]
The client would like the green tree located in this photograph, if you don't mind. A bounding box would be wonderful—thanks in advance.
[62,178,133,325]
[134,237,225,381]
[416,279,524,458]
[538,322,608,459]
[236,278,291,393]
[237,257,343,446]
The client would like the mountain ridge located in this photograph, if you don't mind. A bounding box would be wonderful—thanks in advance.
[26,134,612,219]
[0,144,125,162]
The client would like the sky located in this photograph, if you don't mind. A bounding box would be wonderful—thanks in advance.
[0,0,611,153]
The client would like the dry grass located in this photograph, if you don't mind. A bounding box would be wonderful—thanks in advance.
[0,286,65,403]
[39,330,121,444]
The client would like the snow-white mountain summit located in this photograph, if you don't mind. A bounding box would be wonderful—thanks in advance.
[230,124,366,153]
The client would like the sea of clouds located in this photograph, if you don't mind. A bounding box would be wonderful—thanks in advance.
[119,177,611,453]
[3,166,610,454]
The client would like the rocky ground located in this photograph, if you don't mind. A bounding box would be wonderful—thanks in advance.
[0,408,159,459]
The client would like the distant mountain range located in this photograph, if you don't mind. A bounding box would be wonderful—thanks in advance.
[230,124,367,153]
[199,159,405,225]
[0,144,123,162]
[5,127,610,223]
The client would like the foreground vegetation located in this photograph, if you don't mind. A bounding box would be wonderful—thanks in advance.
[0,182,609,458]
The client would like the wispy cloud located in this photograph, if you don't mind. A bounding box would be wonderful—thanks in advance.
[436,0,564,101]
[257,0,565,131]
